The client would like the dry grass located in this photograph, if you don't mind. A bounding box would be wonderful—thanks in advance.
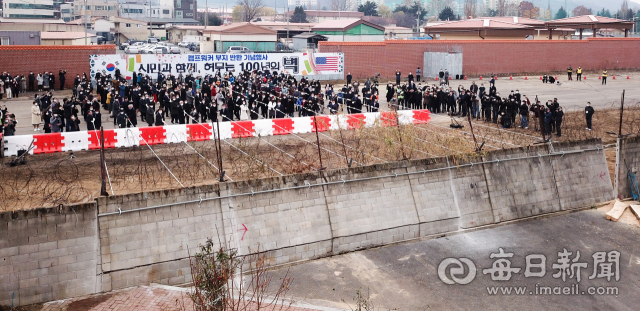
[1,105,638,211]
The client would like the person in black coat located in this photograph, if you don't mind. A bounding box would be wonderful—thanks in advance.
[585,102,594,130]
[176,101,185,124]
[93,109,102,130]
[86,110,96,130]
[370,99,379,112]
[555,107,564,137]
[68,115,80,131]
[28,71,35,92]
[59,70,66,90]
[125,104,137,127]
[155,109,165,126]
[116,109,128,128]
[146,104,154,126]
[220,104,232,122]
[250,103,259,120]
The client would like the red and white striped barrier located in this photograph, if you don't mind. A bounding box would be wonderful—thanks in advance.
[2,110,431,157]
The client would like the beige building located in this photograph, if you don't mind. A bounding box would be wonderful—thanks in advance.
[0,18,84,32]
[111,16,165,42]
[424,18,573,40]
[40,31,97,45]
[166,25,204,43]
[200,23,278,52]
[72,0,118,20]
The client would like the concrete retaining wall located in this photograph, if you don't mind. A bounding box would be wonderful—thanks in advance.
[0,203,98,307]
[1,139,614,306]
[616,135,640,199]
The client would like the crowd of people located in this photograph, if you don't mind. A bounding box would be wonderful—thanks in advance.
[0,67,597,140]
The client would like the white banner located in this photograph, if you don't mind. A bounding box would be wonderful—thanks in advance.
[90,53,344,81]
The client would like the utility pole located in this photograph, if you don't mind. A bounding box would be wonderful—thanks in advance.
[99,126,108,196]
[205,0,208,28]
[84,0,88,45]
[416,8,420,35]
[148,1,152,37]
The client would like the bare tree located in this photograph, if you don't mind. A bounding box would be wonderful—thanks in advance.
[464,0,477,18]
[330,0,349,11]
[237,0,265,22]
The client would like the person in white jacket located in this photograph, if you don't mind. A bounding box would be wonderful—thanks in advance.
[267,99,276,119]
[239,101,249,121]
[36,73,44,91]
[5,79,11,99]
[32,101,41,131]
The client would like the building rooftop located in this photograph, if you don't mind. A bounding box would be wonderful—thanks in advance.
[200,22,277,34]
[40,31,97,39]
[476,16,545,26]
[312,19,384,32]
[286,10,364,18]
[545,15,633,29]
[425,19,531,31]
[252,21,316,32]
[0,18,65,24]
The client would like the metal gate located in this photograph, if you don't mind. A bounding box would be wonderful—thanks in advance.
[423,52,463,79]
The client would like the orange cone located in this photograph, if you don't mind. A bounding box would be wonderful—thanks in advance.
[599,76,601,80]
[540,76,542,80]
[495,76,498,80]
[436,77,438,81]
[510,75,513,80]
[525,76,528,80]
[479,76,483,80]
[584,75,587,79]
[555,76,558,80]
[464,76,467,80]
[613,75,616,80]
[627,75,630,79]
[449,76,452,80]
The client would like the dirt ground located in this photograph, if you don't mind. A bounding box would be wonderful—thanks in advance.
[1,105,637,211]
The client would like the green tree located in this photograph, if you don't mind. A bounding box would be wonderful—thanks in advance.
[438,6,457,21]
[393,1,427,21]
[198,12,222,26]
[485,8,498,17]
[358,1,379,16]
[290,6,308,22]
[555,6,567,19]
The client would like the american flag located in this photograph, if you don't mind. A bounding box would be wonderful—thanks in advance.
[314,56,339,72]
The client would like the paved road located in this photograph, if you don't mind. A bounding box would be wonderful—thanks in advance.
[269,209,640,310]
[0,75,637,136]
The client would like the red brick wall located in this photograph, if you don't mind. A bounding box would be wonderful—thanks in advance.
[319,38,640,79]
[0,45,116,88]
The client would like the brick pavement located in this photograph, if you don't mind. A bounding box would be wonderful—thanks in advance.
[40,285,333,311]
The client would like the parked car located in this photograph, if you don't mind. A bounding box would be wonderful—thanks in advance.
[227,46,253,54]
[178,41,190,48]
[120,40,142,50]
[147,37,158,44]
[124,45,140,54]
[188,42,200,52]
[166,44,180,54]
[139,45,157,54]
[154,46,169,54]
